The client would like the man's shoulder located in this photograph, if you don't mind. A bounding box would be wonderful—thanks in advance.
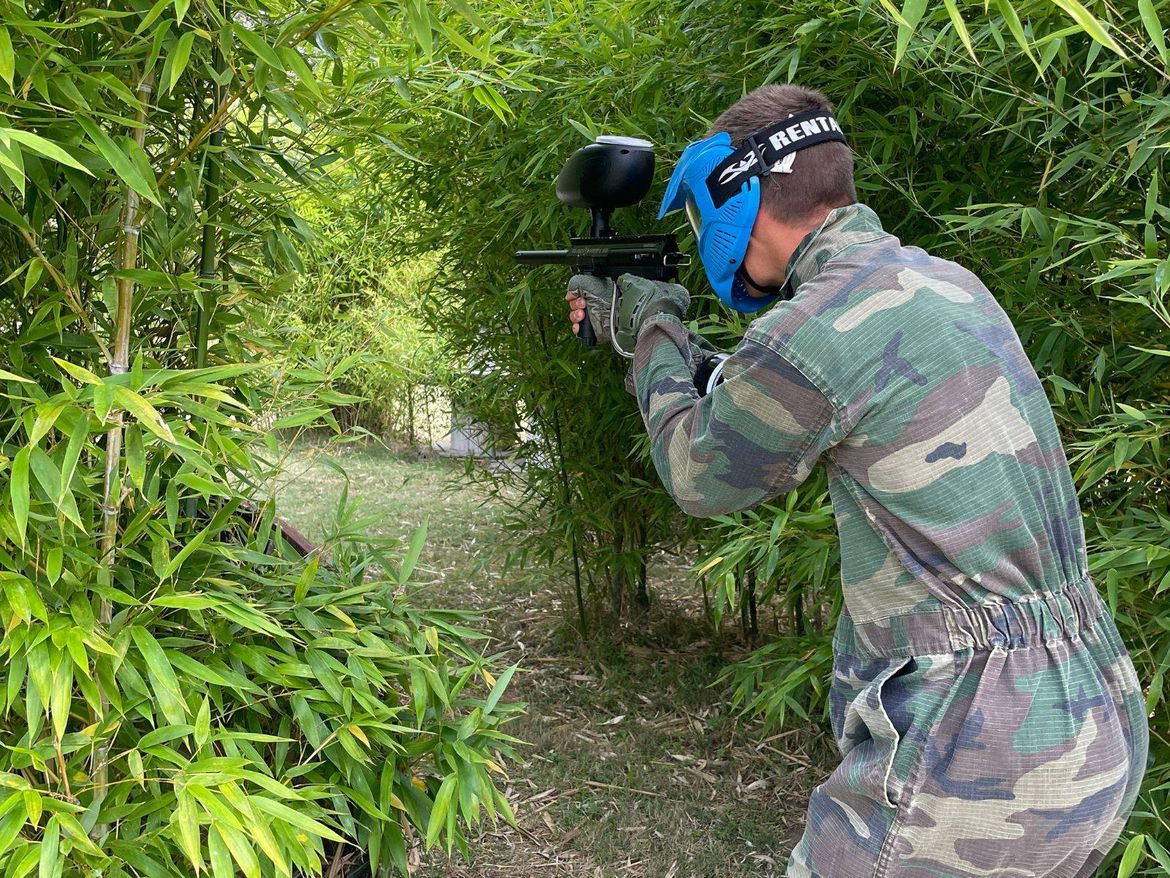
[742,239,1013,406]
[756,244,994,343]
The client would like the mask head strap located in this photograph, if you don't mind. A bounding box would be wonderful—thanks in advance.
[705,108,847,209]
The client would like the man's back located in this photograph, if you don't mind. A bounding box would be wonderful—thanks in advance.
[746,204,1088,627]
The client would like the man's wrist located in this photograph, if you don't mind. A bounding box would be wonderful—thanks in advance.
[634,310,690,359]
[638,300,685,323]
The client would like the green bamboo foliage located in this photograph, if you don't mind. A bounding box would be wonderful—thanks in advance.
[385,0,1168,871]
[0,0,530,875]
[274,201,452,446]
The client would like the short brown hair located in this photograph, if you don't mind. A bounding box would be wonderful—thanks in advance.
[707,84,856,225]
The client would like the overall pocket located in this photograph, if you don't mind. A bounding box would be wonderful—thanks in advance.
[839,655,917,809]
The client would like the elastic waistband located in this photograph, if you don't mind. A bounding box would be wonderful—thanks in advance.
[842,576,1106,659]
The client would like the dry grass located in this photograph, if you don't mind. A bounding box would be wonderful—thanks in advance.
[275,440,835,878]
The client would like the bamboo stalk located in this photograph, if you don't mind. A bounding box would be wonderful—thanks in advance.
[609,527,624,619]
[186,18,227,522]
[194,131,224,369]
[634,518,648,609]
[533,317,588,636]
[195,26,225,319]
[93,70,154,837]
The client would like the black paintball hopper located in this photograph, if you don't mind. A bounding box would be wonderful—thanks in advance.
[556,135,655,212]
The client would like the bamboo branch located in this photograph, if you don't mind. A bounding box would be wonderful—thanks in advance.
[16,227,112,363]
[92,70,155,839]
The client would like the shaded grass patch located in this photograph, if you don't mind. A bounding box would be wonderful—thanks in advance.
[275,440,834,877]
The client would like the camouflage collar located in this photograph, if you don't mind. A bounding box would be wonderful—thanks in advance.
[782,203,889,296]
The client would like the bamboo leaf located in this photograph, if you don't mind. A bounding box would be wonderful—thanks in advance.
[483,663,515,715]
[76,117,161,207]
[0,137,24,192]
[1049,0,1127,58]
[425,776,455,849]
[1138,0,1168,65]
[279,47,322,98]
[37,816,60,878]
[45,548,61,584]
[3,577,31,623]
[406,0,434,56]
[894,0,928,67]
[23,791,41,830]
[995,0,1043,75]
[942,0,977,60]
[93,383,113,424]
[174,790,203,873]
[129,625,187,725]
[207,826,234,878]
[0,129,91,175]
[49,659,71,741]
[447,0,486,30]
[10,447,29,545]
[230,798,284,875]
[56,415,88,508]
[233,24,283,70]
[166,31,196,95]
[127,749,145,787]
[1146,837,1170,873]
[214,824,259,878]
[1118,834,1146,878]
[175,472,231,497]
[113,386,175,442]
[0,196,30,231]
[23,258,41,295]
[875,0,911,28]
[270,407,329,429]
[293,554,319,602]
[195,697,210,749]
[0,28,14,89]
[125,423,145,488]
[30,401,66,444]
[136,0,171,34]
[163,500,237,579]
[57,814,103,858]
[250,796,344,842]
[52,357,102,385]
[399,522,427,583]
[410,665,428,726]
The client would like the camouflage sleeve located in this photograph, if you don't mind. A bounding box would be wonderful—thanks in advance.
[631,315,840,518]
[623,323,717,396]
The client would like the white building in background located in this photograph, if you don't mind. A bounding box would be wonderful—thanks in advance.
[430,349,536,461]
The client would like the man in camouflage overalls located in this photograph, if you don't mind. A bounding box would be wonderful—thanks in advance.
[566,85,1147,877]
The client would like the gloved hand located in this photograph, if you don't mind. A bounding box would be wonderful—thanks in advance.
[566,273,690,356]
[565,274,614,344]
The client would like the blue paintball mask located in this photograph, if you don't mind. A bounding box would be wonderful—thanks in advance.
[657,108,849,313]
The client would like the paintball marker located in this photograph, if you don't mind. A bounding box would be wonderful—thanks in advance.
[515,135,691,346]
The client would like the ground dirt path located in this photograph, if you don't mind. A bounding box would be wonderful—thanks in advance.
[276,442,834,878]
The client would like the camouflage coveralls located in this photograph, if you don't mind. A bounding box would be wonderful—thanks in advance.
[629,204,1148,877]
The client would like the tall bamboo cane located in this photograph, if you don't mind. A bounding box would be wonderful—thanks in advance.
[93,70,154,836]
[193,127,223,370]
[194,43,224,372]
[187,48,225,521]
[533,316,588,636]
